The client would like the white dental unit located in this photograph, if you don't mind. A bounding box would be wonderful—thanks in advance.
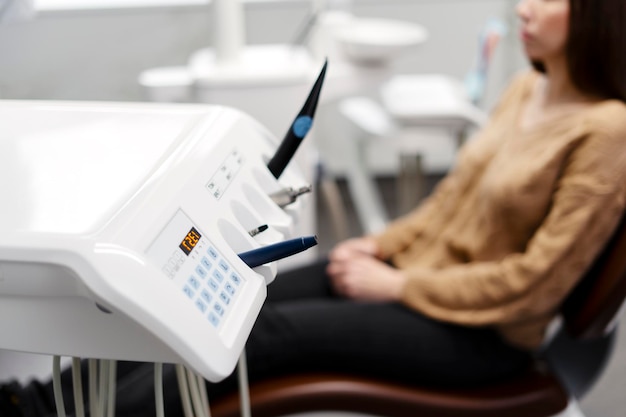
[0,99,310,389]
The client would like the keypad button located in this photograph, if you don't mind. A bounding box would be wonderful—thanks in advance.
[224,282,235,296]
[219,292,231,306]
[230,273,241,286]
[183,286,195,299]
[195,265,207,279]
[195,299,207,313]
[201,289,212,304]
[212,269,224,283]
[218,260,230,273]
[208,278,219,292]
[207,247,218,260]
[208,312,220,327]
[213,303,225,317]
[201,257,212,270]
[188,276,200,290]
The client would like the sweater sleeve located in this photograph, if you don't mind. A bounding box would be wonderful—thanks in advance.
[400,129,626,327]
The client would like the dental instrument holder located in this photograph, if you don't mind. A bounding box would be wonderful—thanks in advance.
[0,100,310,383]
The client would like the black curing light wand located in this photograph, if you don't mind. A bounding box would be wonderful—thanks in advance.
[267,59,328,178]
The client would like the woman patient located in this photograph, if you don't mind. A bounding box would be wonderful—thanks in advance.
[3,0,626,416]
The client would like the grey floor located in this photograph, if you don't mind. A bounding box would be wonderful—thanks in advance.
[314,176,626,417]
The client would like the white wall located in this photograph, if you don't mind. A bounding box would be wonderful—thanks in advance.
[0,0,526,104]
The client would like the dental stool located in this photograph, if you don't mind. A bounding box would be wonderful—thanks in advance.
[211,208,626,417]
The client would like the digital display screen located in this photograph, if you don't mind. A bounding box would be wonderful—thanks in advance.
[179,227,201,256]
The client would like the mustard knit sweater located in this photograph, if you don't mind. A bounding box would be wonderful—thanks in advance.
[374,71,626,350]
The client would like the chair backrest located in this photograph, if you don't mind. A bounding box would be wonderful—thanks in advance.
[561,210,626,340]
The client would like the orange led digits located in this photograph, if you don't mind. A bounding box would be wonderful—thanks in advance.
[179,227,201,255]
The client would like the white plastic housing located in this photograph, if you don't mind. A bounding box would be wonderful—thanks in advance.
[0,100,308,382]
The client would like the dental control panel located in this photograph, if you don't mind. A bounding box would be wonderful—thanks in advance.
[147,209,246,330]
[0,100,310,382]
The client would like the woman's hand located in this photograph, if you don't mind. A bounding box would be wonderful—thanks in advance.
[328,236,380,262]
[326,255,407,302]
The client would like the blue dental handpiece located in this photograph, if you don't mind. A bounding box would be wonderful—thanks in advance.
[238,235,318,268]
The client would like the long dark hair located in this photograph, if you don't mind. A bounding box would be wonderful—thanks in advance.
[532,0,626,102]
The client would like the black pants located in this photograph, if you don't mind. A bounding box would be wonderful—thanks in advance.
[23,260,531,417]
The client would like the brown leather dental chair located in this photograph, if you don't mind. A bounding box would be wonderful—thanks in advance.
[211,210,626,417]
